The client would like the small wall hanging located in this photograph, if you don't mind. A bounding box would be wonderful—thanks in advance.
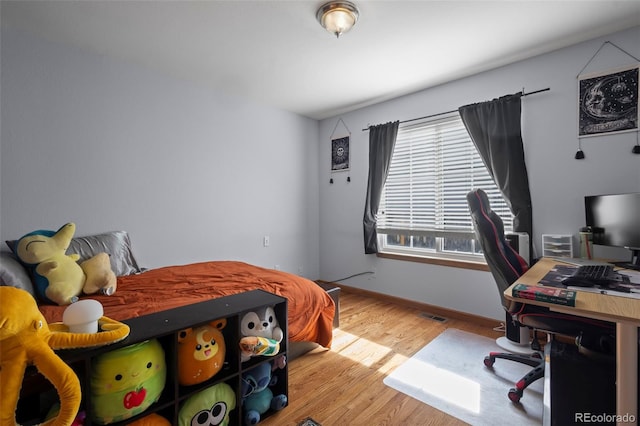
[574,40,640,159]
[578,63,638,138]
[329,118,352,183]
[331,136,350,171]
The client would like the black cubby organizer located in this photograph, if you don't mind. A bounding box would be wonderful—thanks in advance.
[17,289,288,426]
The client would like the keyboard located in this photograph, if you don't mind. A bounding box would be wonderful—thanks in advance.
[561,264,618,287]
[573,264,615,281]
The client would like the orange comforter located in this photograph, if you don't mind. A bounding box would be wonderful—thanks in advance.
[39,261,334,348]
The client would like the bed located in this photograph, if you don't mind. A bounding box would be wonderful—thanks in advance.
[1,230,335,352]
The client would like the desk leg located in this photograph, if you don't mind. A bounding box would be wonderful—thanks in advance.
[616,322,637,425]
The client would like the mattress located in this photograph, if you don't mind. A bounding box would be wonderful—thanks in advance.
[39,260,334,348]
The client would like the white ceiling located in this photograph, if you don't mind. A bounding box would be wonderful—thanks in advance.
[2,1,640,120]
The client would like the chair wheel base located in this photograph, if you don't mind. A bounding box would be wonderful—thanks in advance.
[508,388,522,403]
[484,355,495,368]
[484,351,544,403]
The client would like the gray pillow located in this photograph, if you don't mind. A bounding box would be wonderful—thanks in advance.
[67,230,141,277]
[5,229,142,277]
[0,251,35,296]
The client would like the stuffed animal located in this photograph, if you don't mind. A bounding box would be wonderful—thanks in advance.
[239,306,283,362]
[128,413,172,426]
[241,356,287,425]
[177,318,227,386]
[239,336,279,360]
[14,223,116,304]
[178,382,236,426]
[90,339,166,424]
[0,286,130,426]
[80,252,117,296]
[50,398,171,426]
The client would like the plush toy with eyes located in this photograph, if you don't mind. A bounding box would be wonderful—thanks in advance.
[241,356,287,425]
[177,318,227,386]
[14,223,116,305]
[239,306,283,362]
[178,382,236,426]
[90,339,166,424]
[0,286,129,426]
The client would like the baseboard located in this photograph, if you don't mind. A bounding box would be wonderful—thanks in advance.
[322,281,499,329]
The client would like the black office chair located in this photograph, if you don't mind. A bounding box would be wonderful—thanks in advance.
[466,189,615,402]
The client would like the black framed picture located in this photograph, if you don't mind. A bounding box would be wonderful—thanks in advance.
[331,136,350,171]
[578,64,638,137]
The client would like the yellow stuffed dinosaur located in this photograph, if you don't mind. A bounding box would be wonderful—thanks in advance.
[0,286,130,426]
[15,223,117,305]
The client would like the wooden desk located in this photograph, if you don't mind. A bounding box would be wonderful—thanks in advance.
[505,257,640,425]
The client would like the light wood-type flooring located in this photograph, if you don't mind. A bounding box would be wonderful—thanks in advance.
[260,289,506,426]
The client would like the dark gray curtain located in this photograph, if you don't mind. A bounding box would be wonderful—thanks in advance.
[458,93,533,250]
[363,121,400,254]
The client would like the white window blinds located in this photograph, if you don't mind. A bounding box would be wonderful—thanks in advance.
[377,113,513,240]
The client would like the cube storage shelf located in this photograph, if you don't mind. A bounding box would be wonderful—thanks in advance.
[542,234,573,258]
[18,289,288,426]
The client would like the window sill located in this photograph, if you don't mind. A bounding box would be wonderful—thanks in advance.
[376,252,489,272]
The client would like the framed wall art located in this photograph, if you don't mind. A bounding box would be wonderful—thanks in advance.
[331,136,350,171]
[578,64,638,137]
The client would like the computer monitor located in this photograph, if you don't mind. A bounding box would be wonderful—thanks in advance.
[585,192,640,269]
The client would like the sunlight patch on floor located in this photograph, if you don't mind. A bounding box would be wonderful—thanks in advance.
[331,330,392,368]
[377,352,409,375]
[388,357,481,413]
[330,329,359,350]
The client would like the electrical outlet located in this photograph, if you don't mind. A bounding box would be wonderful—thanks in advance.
[274,264,280,270]
[263,236,270,247]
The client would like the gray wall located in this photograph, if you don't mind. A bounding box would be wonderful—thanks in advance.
[2,22,638,322]
[1,28,321,278]
[317,26,640,320]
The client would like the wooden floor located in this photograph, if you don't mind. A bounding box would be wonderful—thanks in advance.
[260,290,505,426]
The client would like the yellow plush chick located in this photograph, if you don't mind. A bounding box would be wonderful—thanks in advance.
[0,286,130,426]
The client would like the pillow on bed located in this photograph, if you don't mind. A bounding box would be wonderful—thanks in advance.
[0,251,35,296]
[67,230,142,277]
[6,230,141,277]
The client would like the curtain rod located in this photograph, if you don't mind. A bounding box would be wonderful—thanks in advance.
[361,87,550,131]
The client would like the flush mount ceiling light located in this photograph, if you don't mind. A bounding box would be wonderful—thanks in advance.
[316,1,359,38]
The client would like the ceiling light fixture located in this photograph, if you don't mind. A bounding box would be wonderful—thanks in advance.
[316,1,359,38]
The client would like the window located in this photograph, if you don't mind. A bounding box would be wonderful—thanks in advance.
[377,113,513,262]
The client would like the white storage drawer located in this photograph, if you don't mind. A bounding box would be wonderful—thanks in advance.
[542,234,573,258]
